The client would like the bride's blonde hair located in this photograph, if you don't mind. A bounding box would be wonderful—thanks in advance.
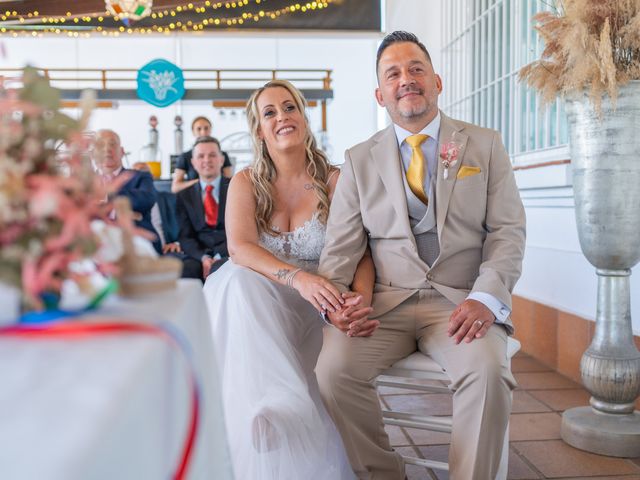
[246,79,333,236]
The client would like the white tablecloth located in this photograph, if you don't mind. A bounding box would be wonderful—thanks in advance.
[0,279,233,480]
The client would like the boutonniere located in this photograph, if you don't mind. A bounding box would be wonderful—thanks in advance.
[439,133,464,180]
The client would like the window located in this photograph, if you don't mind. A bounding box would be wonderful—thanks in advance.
[440,0,568,160]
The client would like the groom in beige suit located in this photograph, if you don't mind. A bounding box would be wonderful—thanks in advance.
[317,31,526,480]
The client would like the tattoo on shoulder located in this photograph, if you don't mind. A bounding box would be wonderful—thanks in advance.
[274,269,290,280]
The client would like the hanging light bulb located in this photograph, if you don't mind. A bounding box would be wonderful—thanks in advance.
[105,0,153,21]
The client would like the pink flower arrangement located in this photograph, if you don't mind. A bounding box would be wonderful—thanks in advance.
[0,68,111,310]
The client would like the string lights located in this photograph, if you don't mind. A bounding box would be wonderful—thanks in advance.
[105,0,153,21]
[0,0,335,37]
[0,1,332,37]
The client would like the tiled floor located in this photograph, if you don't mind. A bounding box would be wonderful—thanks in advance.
[379,351,640,480]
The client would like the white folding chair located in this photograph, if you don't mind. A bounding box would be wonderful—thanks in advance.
[377,337,521,479]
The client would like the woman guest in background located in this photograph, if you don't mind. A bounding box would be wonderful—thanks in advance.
[204,80,378,479]
[171,116,233,192]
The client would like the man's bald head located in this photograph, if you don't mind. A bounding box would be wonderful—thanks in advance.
[93,129,124,175]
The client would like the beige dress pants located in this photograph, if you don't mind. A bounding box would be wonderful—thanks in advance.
[316,289,517,480]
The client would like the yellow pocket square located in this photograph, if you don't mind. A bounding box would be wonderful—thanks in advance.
[457,166,481,179]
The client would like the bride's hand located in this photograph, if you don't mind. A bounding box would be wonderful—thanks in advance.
[328,292,377,336]
[291,271,344,313]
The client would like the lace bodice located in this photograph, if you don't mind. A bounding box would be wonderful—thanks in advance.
[259,212,326,272]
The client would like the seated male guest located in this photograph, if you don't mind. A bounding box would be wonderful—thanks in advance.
[176,136,230,279]
[93,129,161,253]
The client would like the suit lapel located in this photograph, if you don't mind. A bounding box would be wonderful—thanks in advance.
[117,168,133,191]
[435,113,469,240]
[190,182,206,229]
[371,126,412,237]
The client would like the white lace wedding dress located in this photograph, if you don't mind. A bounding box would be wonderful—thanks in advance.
[204,212,355,480]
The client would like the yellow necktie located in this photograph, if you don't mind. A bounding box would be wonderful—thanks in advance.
[405,134,429,205]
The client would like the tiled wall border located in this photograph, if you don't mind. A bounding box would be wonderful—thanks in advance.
[511,295,640,409]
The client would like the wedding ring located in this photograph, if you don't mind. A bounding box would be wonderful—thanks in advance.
[474,320,484,328]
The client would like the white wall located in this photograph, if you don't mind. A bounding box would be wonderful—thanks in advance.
[385,0,442,72]
[381,0,442,130]
[514,160,640,334]
[0,32,380,172]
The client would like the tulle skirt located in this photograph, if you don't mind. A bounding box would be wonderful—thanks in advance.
[204,260,355,480]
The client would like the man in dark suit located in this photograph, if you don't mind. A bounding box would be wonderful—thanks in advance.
[176,136,230,279]
[93,129,161,254]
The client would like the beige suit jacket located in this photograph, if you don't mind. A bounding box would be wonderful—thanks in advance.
[318,112,526,333]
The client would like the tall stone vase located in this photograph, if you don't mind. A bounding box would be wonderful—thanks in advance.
[561,81,640,457]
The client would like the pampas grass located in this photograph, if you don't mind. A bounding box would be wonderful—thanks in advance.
[519,0,640,113]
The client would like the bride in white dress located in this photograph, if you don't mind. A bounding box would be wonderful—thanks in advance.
[204,80,375,479]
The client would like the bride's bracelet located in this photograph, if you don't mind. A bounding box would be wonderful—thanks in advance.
[285,268,302,288]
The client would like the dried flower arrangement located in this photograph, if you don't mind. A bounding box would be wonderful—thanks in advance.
[0,67,109,310]
[519,0,640,112]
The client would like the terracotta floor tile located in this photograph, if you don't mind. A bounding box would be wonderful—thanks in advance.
[512,440,640,478]
[416,445,450,480]
[384,394,453,417]
[528,388,591,412]
[509,412,562,441]
[406,464,438,480]
[405,445,549,479]
[429,468,448,480]
[506,447,543,479]
[395,446,440,480]
[560,477,640,479]
[395,445,419,457]
[385,382,640,479]
[385,425,410,447]
[514,371,581,390]
[512,390,553,414]
[511,356,554,373]
[404,426,451,446]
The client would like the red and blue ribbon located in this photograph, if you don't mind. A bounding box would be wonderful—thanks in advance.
[0,320,201,480]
